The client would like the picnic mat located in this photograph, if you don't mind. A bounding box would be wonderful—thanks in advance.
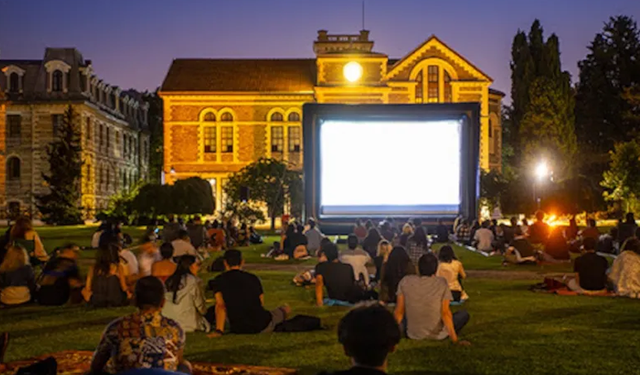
[0,351,298,375]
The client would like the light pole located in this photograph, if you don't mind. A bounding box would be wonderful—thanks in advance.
[534,161,550,210]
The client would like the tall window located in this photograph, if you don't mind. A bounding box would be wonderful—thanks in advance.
[220,112,233,122]
[52,70,63,92]
[270,112,283,122]
[288,112,300,122]
[221,126,233,153]
[106,127,110,151]
[52,114,63,137]
[444,71,452,103]
[271,126,284,153]
[203,127,216,153]
[7,157,20,180]
[123,134,128,155]
[106,167,111,189]
[7,115,21,138]
[99,167,103,187]
[99,124,104,146]
[415,70,423,103]
[203,112,216,122]
[85,117,91,141]
[86,164,92,184]
[143,140,148,161]
[427,65,439,103]
[9,73,19,93]
[288,127,301,153]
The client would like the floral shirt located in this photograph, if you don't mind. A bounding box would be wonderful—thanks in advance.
[94,310,185,373]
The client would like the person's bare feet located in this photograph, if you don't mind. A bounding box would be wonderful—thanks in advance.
[282,304,292,318]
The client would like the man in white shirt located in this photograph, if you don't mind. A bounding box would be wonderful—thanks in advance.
[473,220,495,253]
[119,247,139,276]
[304,219,325,256]
[340,234,372,286]
[171,230,200,259]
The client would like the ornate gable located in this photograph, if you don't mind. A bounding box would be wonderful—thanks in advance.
[386,36,491,83]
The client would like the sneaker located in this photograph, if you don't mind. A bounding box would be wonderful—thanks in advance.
[0,332,9,364]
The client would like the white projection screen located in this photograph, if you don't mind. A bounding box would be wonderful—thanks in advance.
[319,119,462,216]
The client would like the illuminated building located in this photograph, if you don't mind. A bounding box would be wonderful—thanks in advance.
[0,48,150,218]
[160,30,504,212]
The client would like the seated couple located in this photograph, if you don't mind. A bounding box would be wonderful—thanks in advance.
[208,249,320,336]
[315,242,377,306]
[505,227,571,264]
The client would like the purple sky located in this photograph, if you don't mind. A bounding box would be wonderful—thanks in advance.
[1,0,639,102]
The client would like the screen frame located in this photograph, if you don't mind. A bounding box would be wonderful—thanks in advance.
[303,103,480,233]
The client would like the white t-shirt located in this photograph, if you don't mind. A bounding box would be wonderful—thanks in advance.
[339,248,371,286]
[120,249,139,275]
[171,239,198,258]
[138,250,161,277]
[474,228,494,252]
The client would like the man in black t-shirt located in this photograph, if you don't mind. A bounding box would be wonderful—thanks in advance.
[208,250,290,335]
[569,237,609,292]
[315,243,364,306]
[317,305,400,375]
[37,244,83,306]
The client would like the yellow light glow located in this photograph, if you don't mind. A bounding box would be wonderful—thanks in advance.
[343,61,363,83]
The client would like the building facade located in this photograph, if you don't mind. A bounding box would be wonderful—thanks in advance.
[160,31,504,212]
[0,48,150,218]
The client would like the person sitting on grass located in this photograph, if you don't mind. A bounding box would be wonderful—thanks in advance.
[379,246,415,304]
[187,215,208,250]
[398,223,413,247]
[162,255,211,333]
[316,243,373,306]
[580,219,600,242]
[374,240,392,282]
[394,253,470,344]
[152,242,178,283]
[208,249,301,335]
[617,212,638,246]
[171,230,199,260]
[609,238,640,298]
[405,226,430,266]
[504,227,537,264]
[305,219,325,256]
[9,216,49,265]
[37,244,83,306]
[207,220,226,252]
[91,276,190,374]
[340,235,372,286]
[83,239,131,308]
[436,246,468,302]
[541,228,571,263]
[0,245,35,306]
[283,224,308,258]
[137,236,160,277]
[317,304,401,375]
[353,219,367,244]
[528,211,550,245]
[567,237,609,294]
[362,228,383,259]
[472,220,494,254]
[454,219,471,246]
[435,218,449,243]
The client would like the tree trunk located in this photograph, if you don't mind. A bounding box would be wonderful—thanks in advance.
[270,213,276,231]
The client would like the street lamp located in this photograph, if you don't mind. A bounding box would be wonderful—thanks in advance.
[533,161,550,209]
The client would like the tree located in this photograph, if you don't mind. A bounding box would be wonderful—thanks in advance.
[36,105,84,224]
[143,90,163,184]
[601,140,640,212]
[224,158,302,230]
[576,16,640,156]
[480,170,509,213]
[131,177,214,219]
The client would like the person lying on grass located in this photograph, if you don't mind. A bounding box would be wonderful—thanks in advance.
[208,249,319,336]
[91,276,191,374]
[317,304,401,375]
[394,253,470,345]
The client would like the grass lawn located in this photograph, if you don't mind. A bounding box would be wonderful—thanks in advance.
[1,226,637,374]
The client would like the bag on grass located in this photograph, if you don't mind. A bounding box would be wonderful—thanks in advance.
[273,315,321,332]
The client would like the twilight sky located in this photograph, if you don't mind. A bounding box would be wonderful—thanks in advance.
[1,0,638,102]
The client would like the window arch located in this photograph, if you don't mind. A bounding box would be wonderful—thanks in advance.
[52,70,63,92]
[9,73,19,93]
[410,59,458,104]
[203,112,216,122]
[270,112,284,122]
[7,157,20,180]
[220,112,233,122]
[287,112,300,122]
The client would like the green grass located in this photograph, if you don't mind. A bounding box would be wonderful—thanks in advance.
[1,226,638,374]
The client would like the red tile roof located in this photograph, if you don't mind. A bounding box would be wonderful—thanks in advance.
[161,59,317,93]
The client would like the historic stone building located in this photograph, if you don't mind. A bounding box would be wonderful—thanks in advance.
[0,48,150,218]
[160,30,504,211]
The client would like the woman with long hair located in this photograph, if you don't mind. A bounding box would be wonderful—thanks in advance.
[609,238,640,298]
[162,255,210,332]
[82,241,130,307]
[399,223,414,247]
[373,240,392,282]
[405,226,429,265]
[9,216,48,264]
[0,245,35,305]
[436,245,468,301]
[362,228,382,258]
[152,242,177,283]
[379,246,416,303]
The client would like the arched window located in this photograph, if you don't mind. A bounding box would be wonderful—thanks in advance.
[9,73,19,93]
[270,112,283,122]
[203,112,216,122]
[287,112,300,122]
[52,70,63,92]
[220,112,233,122]
[7,157,20,180]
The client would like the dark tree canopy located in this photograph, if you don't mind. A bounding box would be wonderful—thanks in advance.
[143,90,163,184]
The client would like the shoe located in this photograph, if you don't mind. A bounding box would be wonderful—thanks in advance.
[0,332,9,364]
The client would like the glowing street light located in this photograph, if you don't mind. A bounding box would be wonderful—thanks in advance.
[535,161,549,181]
[343,61,363,83]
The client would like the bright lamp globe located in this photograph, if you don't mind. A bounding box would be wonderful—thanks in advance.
[343,61,363,83]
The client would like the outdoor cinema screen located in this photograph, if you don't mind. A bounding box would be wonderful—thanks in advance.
[319,119,462,216]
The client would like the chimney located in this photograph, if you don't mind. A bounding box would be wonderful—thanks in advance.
[317,30,328,41]
[359,30,370,41]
